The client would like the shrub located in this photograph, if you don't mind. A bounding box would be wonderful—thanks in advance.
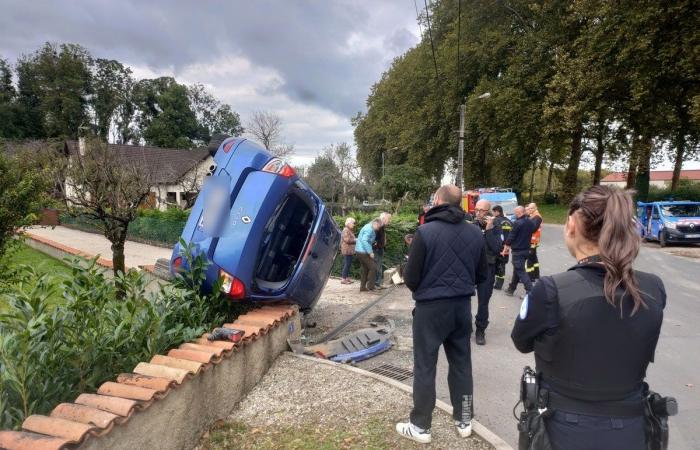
[647,181,700,202]
[0,245,240,429]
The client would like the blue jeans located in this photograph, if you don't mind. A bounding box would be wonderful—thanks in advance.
[374,248,384,286]
[341,254,353,278]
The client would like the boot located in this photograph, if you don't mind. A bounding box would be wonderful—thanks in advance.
[475,329,486,346]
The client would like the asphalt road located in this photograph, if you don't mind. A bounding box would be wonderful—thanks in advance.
[347,224,700,449]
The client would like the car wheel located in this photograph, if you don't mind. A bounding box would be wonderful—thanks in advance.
[659,231,667,248]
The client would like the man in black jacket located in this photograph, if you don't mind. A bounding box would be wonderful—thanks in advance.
[504,206,536,296]
[474,199,502,345]
[396,185,487,445]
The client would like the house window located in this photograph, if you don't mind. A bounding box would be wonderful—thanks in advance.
[166,192,177,204]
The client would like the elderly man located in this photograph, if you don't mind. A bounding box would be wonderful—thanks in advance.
[473,199,503,345]
[373,212,392,289]
[396,185,487,444]
[525,202,542,281]
[503,206,536,296]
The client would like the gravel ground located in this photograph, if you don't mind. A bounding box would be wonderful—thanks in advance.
[195,354,493,450]
[641,241,700,259]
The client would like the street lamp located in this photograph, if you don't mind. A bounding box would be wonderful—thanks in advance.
[457,92,491,189]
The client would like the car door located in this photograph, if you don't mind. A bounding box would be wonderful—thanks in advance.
[651,206,661,238]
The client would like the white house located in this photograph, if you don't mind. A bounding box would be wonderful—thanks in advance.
[64,140,214,210]
[601,170,700,188]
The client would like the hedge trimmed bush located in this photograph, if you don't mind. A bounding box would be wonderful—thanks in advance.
[0,246,245,429]
[647,181,700,202]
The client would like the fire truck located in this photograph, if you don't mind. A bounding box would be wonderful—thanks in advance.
[462,188,517,221]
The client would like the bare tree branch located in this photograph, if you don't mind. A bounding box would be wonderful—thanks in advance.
[246,110,282,150]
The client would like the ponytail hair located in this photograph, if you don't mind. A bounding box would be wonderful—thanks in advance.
[568,185,646,314]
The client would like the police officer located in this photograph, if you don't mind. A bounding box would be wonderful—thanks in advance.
[511,185,666,450]
[525,202,542,281]
[491,205,512,290]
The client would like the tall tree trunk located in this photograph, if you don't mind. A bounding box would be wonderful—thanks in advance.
[562,125,584,203]
[592,122,605,185]
[545,160,555,196]
[634,136,653,200]
[671,132,686,192]
[528,159,537,202]
[625,136,639,190]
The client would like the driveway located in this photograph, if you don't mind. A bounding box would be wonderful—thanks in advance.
[25,225,172,268]
[307,224,700,449]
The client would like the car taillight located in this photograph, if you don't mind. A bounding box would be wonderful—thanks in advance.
[262,158,296,178]
[223,140,235,153]
[219,270,246,299]
[172,256,183,270]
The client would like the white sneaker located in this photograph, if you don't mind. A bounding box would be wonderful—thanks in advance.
[395,421,432,444]
[455,420,472,438]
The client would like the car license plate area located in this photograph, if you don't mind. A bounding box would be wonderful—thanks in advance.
[684,234,700,238]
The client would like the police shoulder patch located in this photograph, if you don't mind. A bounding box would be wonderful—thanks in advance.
[519,295,529,320]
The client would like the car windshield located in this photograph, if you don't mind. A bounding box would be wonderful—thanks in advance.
[660,204,700,217]
[493,199,516,216]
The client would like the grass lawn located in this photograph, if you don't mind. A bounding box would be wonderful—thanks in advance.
[538,203,569,224]
[1,243,72,310]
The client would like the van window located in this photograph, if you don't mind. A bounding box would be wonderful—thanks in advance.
[660,204,700,217]
[255,189,316,289]
[652,207,660,220]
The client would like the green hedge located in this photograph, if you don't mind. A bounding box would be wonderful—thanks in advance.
[61,208,187,247]
[646,182,700,202]
[331,212,418,279]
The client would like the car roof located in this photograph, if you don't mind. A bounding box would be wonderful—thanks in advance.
[638,201,700,206]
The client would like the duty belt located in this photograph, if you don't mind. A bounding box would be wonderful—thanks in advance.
[545,390,645,417]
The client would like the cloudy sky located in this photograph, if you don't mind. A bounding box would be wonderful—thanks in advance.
[0,0,421,165]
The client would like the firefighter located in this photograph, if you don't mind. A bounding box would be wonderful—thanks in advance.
[492,205,512,290]
[525,202,542,281]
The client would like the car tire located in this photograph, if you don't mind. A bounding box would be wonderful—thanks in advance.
[659,231,667,248]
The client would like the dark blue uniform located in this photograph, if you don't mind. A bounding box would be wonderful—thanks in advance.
[511,263,666,450]
[505,215,535,294]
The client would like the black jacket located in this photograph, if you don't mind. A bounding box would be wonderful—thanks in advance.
[505,215,534,252]
[373,226,386,250]
[404,204,487,302]
[511,263,665,401]
[477,219,503,265]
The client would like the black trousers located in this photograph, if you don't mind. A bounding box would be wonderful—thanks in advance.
[526,245,540,280]
[411,299,473,429]
[475,263,496,331]
[494,254,509,289]
[508,250,533,293]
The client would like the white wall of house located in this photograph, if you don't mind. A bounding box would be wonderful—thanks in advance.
[152,156,214,210]
[601,179,698,188]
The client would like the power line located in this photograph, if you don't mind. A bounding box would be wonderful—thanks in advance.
[413,0,424,40]
[423,0,440,81]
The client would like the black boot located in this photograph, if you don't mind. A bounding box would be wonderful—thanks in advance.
[475,329,486,345]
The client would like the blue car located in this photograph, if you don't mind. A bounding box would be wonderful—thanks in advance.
[637,201,700,247]
[170,137,341,312]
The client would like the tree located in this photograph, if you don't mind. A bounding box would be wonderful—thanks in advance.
[187,84,243,144]
[90,59,134,142]
[305,153,342,202]
[247,110,282,150]
[0,146,50,258]
[379,164,436,201]
[58,138,155,281]
[271,143,295,159]
[15,43,92,139]
[132,77,202,148]
[0,57,24,139]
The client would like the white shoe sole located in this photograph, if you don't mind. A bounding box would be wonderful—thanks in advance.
[456,423,473,438]
[395,423,432,444]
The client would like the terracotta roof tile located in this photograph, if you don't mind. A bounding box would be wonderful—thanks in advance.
[22,415,97,443]
[97,381,158,401]
[75,393,139,417]
[194,336,237,351]
[133,362,191,384]
[168,347,217,364]
[235,316,277,329]
[224,322,263,339]
[50,403,119,430]
[150,354,205,374]
[116,373,176,393]
[0,430,72,450]
[179,342,225,358]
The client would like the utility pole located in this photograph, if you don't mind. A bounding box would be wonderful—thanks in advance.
[457,100,466,189]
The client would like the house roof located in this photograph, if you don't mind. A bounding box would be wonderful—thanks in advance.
[601,170,700,183]
[64,141,212,185]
